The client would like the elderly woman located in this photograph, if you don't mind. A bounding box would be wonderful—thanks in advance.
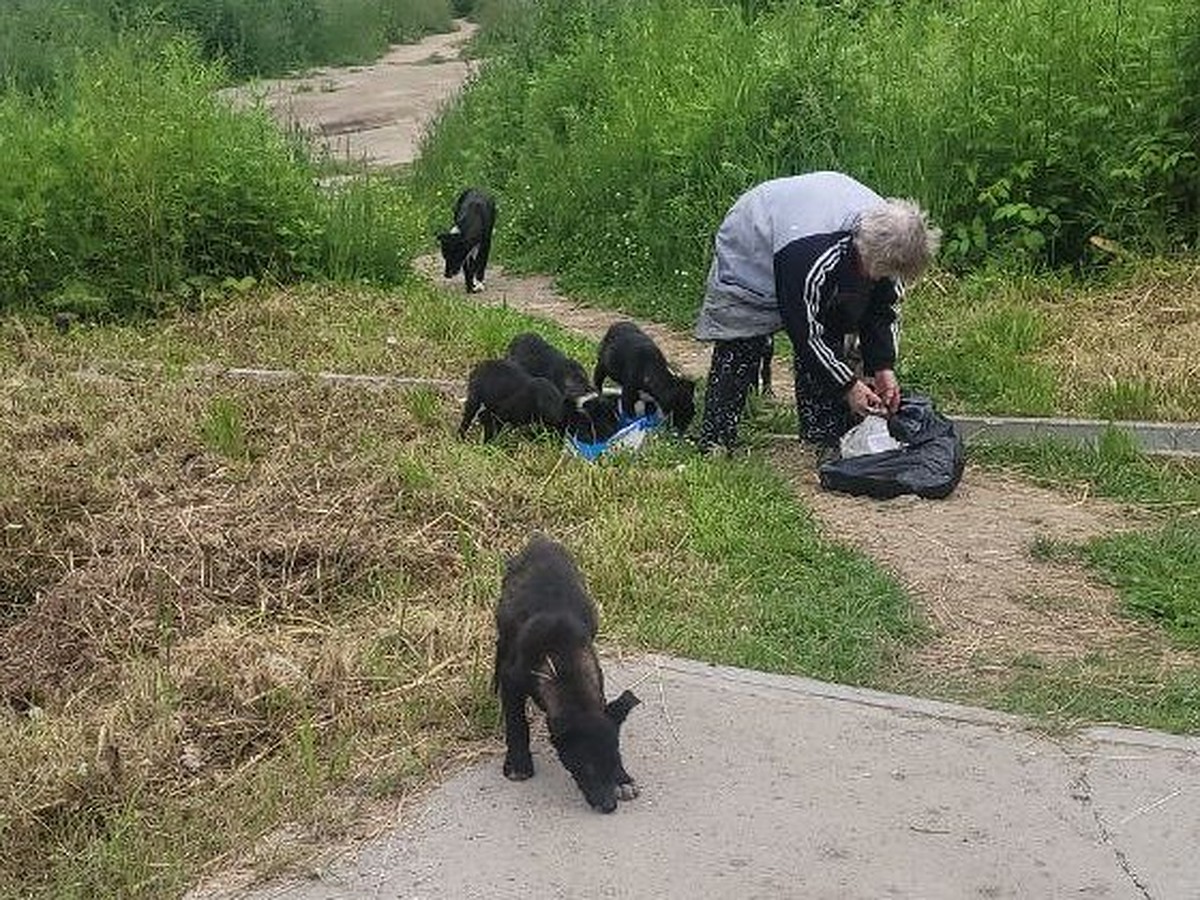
[695,171,941,452]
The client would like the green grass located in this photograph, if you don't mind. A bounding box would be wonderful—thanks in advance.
[200,396,250,459]
[0,34,428,317]
[908,656,1200,735]
[416,0,1198,309]
[0,279,596,378]
[970,429,1200,509]
[973,430,1200,655]
[1085,522,1200,646]
[900,262,1200,422]
[1025,517,1200,649]
[582,445,917,681]
[903,287,1060,416]
[0,0,462,91]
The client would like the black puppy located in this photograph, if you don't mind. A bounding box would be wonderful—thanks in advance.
[494,534,640,813]
[594,321,696,434]
[506,332,593,397]
[506,332,621,443]
[459,359,567,442]
[437,188,496,294]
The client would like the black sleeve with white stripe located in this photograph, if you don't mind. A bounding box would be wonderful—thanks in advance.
[859,277,902,376]
[774,232,857,391]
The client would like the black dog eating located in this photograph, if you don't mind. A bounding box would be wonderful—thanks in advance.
[493,534,640,813]
[594,321,696,434]
[459,359,567,442]
[505,332,621,443]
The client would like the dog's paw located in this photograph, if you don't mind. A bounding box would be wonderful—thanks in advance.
[503,757,534,781]
[616,780,640,801]
[469,281,485,293]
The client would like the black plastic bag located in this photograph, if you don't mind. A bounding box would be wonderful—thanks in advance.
[818,394,965,500]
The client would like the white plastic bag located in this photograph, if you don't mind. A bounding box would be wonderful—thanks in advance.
[839,415,903,459]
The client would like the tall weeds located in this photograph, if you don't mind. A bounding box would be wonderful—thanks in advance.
[0,0,461,90]
[416,0,1198,324]
[0,35,424,316]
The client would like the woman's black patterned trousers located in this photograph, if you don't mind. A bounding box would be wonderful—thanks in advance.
[697,336,771,451]
[698,334,856,451]
[793,354,855,448]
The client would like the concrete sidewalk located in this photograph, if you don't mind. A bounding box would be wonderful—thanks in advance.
[230,655,1198,900]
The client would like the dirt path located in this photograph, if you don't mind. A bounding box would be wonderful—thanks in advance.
[259,19,1185,680]
[224,21,479,167]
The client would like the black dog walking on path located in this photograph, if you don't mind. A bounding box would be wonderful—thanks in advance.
[493,534,640,813]
[437,187,496,294]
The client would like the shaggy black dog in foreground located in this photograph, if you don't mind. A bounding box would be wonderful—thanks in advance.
[594,321,696,434]
[493,534,640,813]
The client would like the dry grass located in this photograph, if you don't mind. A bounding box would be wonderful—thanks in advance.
[1037,259,1200,420]
[0,373,504,897]
[0,279,597,385]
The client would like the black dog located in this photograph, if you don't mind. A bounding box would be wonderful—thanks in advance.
[437,188,496,293]
[506,332,621,443]
[506,332,593,397]
[459,359,567,442]
[493,534,640,813]
[594,321,696,434]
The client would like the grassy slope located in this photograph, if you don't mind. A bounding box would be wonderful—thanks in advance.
[5,275,1199,896]
[0,282,913,898]
[415,0,1200,422]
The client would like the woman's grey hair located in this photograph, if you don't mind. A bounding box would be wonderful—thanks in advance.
[853,198,942,283]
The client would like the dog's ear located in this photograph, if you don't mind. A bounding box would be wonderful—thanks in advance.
[605,689,640,724]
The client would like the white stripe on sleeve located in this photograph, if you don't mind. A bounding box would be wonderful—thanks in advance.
[802,238,855,384]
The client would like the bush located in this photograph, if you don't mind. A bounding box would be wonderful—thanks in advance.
[0,36,425,316]
[415,0,1199,325]
[0,0,123,93]
[166,0,456,77]
[0,0,457,87]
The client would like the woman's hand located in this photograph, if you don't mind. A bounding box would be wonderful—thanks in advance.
[870,369,901,413]
[846,380,886,417]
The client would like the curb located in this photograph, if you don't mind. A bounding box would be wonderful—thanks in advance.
[765,413,1200,458]
[73,361,1199,457]
[950,414,1200,458]
[617,654,1200,753]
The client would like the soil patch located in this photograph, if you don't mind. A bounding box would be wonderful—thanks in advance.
[221,22,479,167]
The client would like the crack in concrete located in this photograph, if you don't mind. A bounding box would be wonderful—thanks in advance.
[1070,767,1154,899]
